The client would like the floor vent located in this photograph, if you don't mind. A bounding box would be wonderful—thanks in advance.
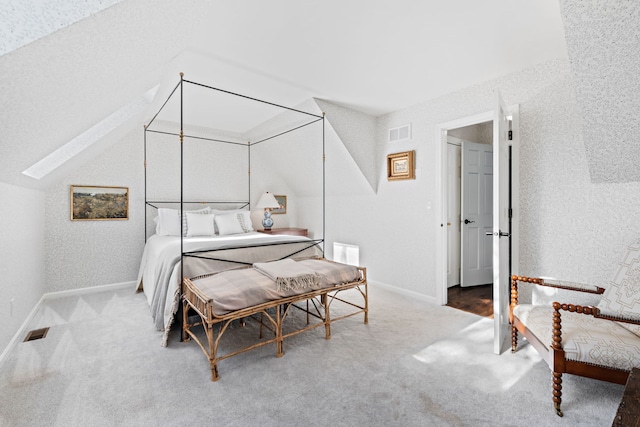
[24,327,49,342]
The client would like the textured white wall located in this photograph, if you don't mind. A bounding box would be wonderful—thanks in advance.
[44,127,144,293]
[559,0,640,183]
[44,120,252,293]
[519,71,640,284]
[0,182,45,353]
[339,56,640,297]
[40,55,640,299]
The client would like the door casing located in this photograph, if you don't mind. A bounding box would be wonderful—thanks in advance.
[434,107,520,307]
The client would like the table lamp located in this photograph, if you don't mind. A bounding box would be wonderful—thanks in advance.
[256,192,281,230]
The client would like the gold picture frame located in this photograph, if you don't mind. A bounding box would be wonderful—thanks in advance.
[272,195,287,214]
[71,185,129,221]
[387,150,415,181]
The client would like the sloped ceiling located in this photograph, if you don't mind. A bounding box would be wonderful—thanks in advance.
[0,1,568,190]
[560,0,640,183]
[315,99,378,192]
[0,0,125,56]
[247,99,375,199]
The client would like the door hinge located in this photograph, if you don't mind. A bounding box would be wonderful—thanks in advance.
[508,130,513,140]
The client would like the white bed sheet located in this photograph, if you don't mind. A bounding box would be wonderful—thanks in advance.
[136,232,318,344]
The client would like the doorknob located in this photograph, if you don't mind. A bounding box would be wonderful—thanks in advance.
[485,230,511,237]
[464,219,475,224]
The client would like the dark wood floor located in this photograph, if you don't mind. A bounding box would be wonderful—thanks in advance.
[446,284,494,318]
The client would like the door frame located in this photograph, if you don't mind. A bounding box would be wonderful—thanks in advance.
[445,135,463,289]
[434,107,520,306]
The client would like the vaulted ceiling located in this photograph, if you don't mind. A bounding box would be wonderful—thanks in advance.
[6,0,616,191]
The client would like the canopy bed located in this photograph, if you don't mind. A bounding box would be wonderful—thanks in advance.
[138,74,368,377]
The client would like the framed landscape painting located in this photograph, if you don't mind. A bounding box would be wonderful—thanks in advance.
[71,185,129,220]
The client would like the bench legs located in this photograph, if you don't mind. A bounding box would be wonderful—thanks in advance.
[210,364,219,382]
[208,323,220,382]
[323,294,331,340]
[511,325,518,353]
[276,305,284,358]
[184,282,368,381]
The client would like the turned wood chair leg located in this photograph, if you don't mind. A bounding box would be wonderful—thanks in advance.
[511,325,518,352]
[553,371,563,417]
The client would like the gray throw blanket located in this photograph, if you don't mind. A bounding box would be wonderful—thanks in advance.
[253,259,320,291]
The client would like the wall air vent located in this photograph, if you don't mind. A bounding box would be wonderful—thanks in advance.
[388,124,411,143]
[24,327,49,342]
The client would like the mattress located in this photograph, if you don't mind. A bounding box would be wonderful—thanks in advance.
[136,231,321,343]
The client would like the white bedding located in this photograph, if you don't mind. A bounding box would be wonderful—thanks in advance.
[136,231,320,344]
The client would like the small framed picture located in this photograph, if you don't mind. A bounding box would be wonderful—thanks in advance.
[71,185,129,220]
[387,150,415,181]
[272,195,287,214]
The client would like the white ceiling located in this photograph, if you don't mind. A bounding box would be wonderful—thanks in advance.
[155,0,568,117]
[0,0,568,189]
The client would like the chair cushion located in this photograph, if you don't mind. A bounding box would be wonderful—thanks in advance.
[515,304,640,371]
[597,239,640,321]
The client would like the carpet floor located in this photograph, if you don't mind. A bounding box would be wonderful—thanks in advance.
[0,284,624,426]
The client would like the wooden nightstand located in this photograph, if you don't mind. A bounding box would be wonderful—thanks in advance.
[258,227,308,237]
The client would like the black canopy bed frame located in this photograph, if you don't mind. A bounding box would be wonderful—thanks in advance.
[140,74,369,380]
[143,72,326,250]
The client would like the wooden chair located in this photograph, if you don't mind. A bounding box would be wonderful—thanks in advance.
[510,238,640,416]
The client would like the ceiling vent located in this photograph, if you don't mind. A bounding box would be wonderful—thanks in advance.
[388,124,411,143]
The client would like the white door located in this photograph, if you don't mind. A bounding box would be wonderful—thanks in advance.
[460,140,493,287]
[447,140,461,288]
[492,91,511,354]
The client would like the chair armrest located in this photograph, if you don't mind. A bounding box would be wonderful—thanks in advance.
[513,275,604,294]
[511,275,604,306]
[551,302,640,349]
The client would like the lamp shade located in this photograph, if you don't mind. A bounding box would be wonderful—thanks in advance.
[256,192,280,209]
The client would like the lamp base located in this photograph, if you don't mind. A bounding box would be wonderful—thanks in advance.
[262,210,274,230]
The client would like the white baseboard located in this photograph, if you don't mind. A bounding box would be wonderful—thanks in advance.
[0,293,45,369]
[369,280,438,305]
[42,280,136,300]
[0,280,137,368]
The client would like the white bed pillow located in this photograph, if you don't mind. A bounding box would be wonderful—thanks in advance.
[211,209,253,233]
[215,213,245,235]
[156,207,211,236]
[237,211,254,233]
[182,207,211,235]
[157,208,181,236]
[186,213,215,237]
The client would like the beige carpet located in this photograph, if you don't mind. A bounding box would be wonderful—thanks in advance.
[0,284,624,426]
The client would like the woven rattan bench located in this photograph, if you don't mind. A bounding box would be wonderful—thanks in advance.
[181,257,368,381]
